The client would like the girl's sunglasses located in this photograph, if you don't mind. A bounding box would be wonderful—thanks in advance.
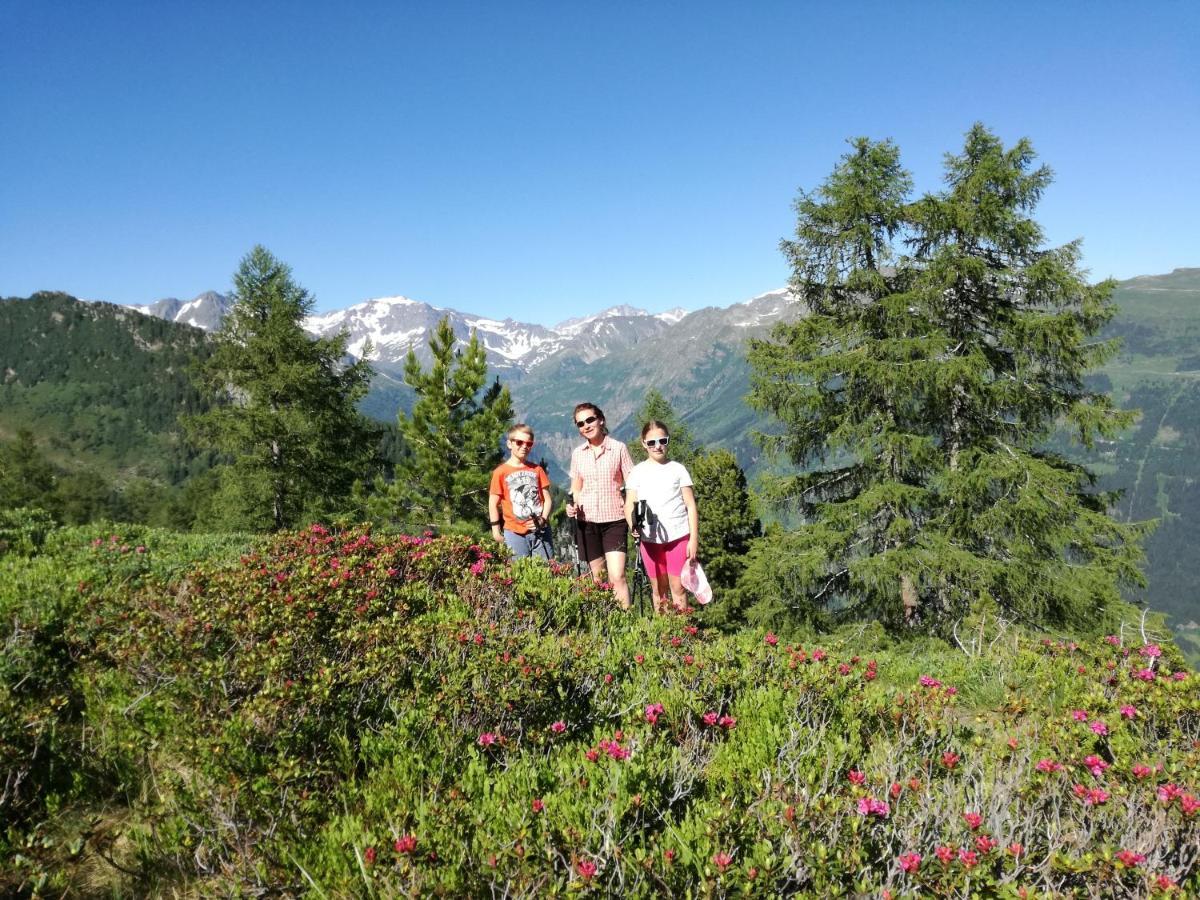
[509,438,534,449]
[575,415,599,429]
[643,437,670,448]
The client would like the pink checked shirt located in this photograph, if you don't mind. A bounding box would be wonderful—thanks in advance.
[569,435,634,524]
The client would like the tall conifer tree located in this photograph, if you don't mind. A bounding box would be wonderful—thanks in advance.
[374,318,513,533]
[188,246,376,531]
[746,126,1148,632]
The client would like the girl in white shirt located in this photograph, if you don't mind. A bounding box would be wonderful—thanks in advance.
[624,420,699,614]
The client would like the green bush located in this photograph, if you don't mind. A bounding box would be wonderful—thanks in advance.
[0,507,55,556]
[2,524,1197,896]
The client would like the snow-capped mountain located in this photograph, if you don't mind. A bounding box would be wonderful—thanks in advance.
[303,295,561,372]
[129,291,234,331]
[125,291,713,375]
[118,287,803,382]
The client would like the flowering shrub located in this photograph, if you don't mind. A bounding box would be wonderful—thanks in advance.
[1,524,1198,896]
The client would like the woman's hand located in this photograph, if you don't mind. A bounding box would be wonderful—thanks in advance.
[491,526,505,545]
[686,535,698,562]
[566,502,577,518]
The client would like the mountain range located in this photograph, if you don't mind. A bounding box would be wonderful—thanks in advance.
[12,270,1198,653]
[114,286,799,469]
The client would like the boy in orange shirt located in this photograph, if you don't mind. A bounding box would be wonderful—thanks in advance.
[489,423,554,559]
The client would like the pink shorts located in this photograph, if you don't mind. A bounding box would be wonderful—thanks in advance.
[639,535,689,580]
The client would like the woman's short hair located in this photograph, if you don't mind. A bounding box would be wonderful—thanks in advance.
[640,419,670,440]
[573,402,607,434]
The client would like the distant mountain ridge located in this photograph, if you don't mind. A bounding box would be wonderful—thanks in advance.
[117,290,711,376]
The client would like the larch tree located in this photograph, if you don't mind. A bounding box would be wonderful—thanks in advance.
[187,246,377,531]
[745,125,1148,633]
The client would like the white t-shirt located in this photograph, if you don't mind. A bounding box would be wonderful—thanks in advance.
[627,459,693,544]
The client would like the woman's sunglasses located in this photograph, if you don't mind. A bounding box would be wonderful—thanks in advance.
[643,437,670,448]
[575,415,599,429]
[509,438,534,449]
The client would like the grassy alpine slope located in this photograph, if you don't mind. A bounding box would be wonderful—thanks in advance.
[3,523,1197,897]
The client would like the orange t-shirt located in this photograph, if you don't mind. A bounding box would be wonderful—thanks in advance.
[489,462,550,534]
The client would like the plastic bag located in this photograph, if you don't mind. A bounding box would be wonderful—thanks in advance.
[680,560,713,605]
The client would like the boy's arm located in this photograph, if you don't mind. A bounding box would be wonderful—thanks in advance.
[488,492,504,544]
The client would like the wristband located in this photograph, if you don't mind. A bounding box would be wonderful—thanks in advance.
[490,520,502,527]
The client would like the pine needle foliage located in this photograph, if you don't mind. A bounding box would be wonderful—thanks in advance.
[374,318,513,533]
[187,246,377,531]
[746,125,1150,633]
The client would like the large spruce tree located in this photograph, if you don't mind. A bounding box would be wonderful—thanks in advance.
[373,317,513,533]
[745,125,1148,632]
[188,246,376,531]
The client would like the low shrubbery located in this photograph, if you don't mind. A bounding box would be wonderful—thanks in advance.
[2,524,1197,896]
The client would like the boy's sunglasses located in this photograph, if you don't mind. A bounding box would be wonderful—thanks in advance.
[575,415,599,429]
[643,437,670,448]
[509,438,534,449]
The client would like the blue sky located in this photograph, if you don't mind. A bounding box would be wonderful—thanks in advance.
[2,1,1197,325]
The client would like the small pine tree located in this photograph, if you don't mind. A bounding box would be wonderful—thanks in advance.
[746,125,1148,633]
[629,388,697,465]
[0,429,58,513]
[689,448,761,592]
[373,318,513,533]
[187,246,377,531]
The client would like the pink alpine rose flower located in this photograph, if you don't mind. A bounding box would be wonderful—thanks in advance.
[1090,720,1109,736]
[1120,704,1138,719]
[856,797,890,818]
[550,720,567,734]
[847,769,866,785]
[962,811,983,830]
[898,852,921,874]
[1116,850,1146,868]
[712,851,733,871]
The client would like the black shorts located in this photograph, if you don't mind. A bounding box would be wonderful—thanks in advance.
[574,519,628,562]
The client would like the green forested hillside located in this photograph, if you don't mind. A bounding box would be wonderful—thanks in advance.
[1088,269,1200,654]
[0,292,217,483]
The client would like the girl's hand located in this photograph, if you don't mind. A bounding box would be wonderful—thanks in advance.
[686,536,698,562]
[491,527,505,545]
[566,502,577,518]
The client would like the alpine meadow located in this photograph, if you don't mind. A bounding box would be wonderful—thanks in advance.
[2,124,1198,898]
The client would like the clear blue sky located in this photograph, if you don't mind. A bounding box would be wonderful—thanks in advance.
[2,1,1197,325]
